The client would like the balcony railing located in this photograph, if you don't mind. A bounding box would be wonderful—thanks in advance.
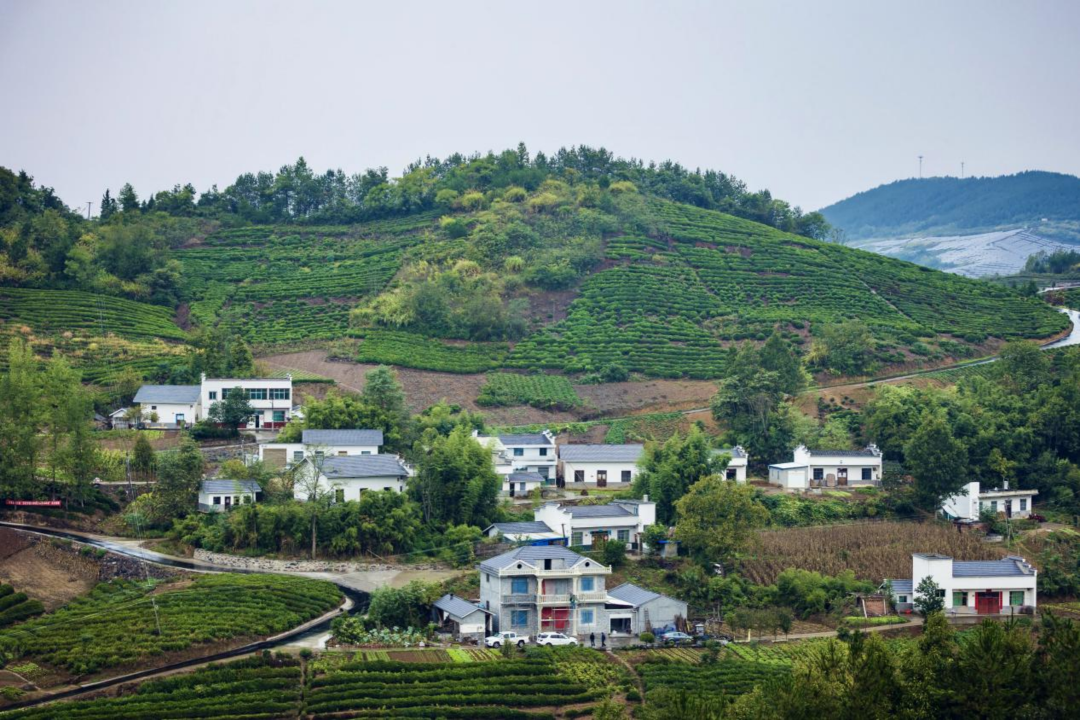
[502,591,610,605]
[502,594,535,605]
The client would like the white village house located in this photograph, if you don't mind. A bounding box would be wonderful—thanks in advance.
[432,593,491,640]
[128,375,294,430]
[473,433,515,477]
[475,431,558,481]
[198,479,262,512]
[560,444,644,488]
[769,444,883,490]
[259,429,384,469]
[483,520,566,544]
[714,446,749,482]
[886,552,1037,615]
[606,582,688,636]
[292,454,413,503]
[503,471,546,498]
[536,498,656,549]
[132,385,201,428]
[941,481,1039,522]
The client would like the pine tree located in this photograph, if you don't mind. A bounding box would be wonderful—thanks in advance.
[99,189,118,220]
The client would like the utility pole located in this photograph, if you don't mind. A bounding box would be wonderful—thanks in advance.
[918,156,923,179]
[961,161,965,179]
[86,201,92,220]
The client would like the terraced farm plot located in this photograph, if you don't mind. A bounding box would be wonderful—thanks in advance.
[304,657,598,719]
[1,656,302,720]
[0,288,187,341]
[350,330,509,373]
[177,218,434,347]
[0,574,341,676]
[0,584,44,628]
[640,658,788,704]
[477,373,581,409]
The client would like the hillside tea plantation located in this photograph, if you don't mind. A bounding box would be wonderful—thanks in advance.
[0,585,44,629]
[640,658,790,705]
[0,575,341,676]
[348,330,509,373]
[477,373,581,409]
[1,656,303,720]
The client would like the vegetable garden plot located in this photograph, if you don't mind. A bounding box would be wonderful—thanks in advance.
[0,575,340,676]
[1,656,303,720]
[305,658,599,719]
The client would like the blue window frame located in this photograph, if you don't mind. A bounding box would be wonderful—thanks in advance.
[513,448,524,457]
[580,577,595,592]
[580,609,594,625]
[511,578,528,594]
[511,610,528,627]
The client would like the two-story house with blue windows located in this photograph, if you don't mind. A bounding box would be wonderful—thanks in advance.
[474,430,557,481]
[478,546,610,638]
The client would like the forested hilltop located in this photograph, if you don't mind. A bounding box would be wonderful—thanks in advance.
[0,149,1070,387]
[821,171,1080,242]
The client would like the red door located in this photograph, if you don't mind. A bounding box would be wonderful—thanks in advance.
[975,592,1001,614]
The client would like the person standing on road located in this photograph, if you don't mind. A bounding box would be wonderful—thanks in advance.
[590,632,595,647]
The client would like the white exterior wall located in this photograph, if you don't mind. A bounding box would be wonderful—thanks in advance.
[979,493,1037,519]
[533,503,654,547]
[259,443,379,465]
[942,482,1037,521]
[141,402,199,427]
[942,482,981,521]
[293,474,406,502]
[792,446,882,484]
[198,489,256,511]
[502,477,544,495]
[201,377,293,428]
[725,458,748,482]
[562,460,639,485]
[911,555,1037,610]
[769,465,808,489]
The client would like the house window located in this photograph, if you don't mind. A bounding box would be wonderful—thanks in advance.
[936,589,946,599]
[571,532,583,547]
[862,467,872,481]
[581,577,595,592]
[539,448,548,457]
[334,488,344,503]
[621,470,632,482]
[580,609,594,625]
[273,410,285,423]
[538,466,549,479]
[1020,498,1028,511]
[897,595,908,604]
[151,405,157,410]
[362,451,371,455]
[338,451,348,456]
[990,500,998,512]
[1010,591,1025,606]
[617,529,630,543]
[574,470,584,483]
[315,451,325,460]
[953,591,968,607]
[242,495,251,504]
[293,450,304,463]
[212,496,221,505]
[511,610,528,628]
[247,388,267,401]
[383,487,391,492]
[175,413,185,424]
[511,578,528,594]
[270,388,290,400]
[813,468,823,481]
[513,448,524,457]
[208,391,217,401]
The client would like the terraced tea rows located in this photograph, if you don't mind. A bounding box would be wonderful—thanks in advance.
[0,288,188,341]
[350,330,508,372]
[640,658,789,703]
[477,373,581,409]
[0,575,341,676]
[1,656,302,720]
[0,585,43,628]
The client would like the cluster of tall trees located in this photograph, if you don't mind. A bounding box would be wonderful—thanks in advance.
[0,340,107,504]
[93,146,828,239]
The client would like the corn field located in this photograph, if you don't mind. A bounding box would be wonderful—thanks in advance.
[740,521,1005,584]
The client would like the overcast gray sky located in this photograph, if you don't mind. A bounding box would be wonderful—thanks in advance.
[2,0,1078,213]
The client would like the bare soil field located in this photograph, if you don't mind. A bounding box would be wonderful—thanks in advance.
[0,528,99,610]
[260,350,719,423]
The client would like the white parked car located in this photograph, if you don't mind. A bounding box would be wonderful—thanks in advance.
[485,631,529,648]
[536,632,578,646]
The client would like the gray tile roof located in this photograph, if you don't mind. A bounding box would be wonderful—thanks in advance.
[714,446,748,459]
[607,582,663,607]
[479,545,597,573]
[953,558,1034,577]
[488,521,557,535]
[321,455,409,479]
[806,449,879,458]
[508,472,546,483]
[567,504,634,518]
[302,429,384,446]
[201,479,262,494]
[134,385,200,404]
[499,433,554,447]
[886,579,913,594]
[559,444,644,463]
[433,593,488,619]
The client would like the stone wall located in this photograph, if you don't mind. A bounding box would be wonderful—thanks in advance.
[192,549,443,573]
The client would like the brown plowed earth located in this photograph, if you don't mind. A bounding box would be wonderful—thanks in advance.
[0,528,99,610]
[260,351,720,423]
